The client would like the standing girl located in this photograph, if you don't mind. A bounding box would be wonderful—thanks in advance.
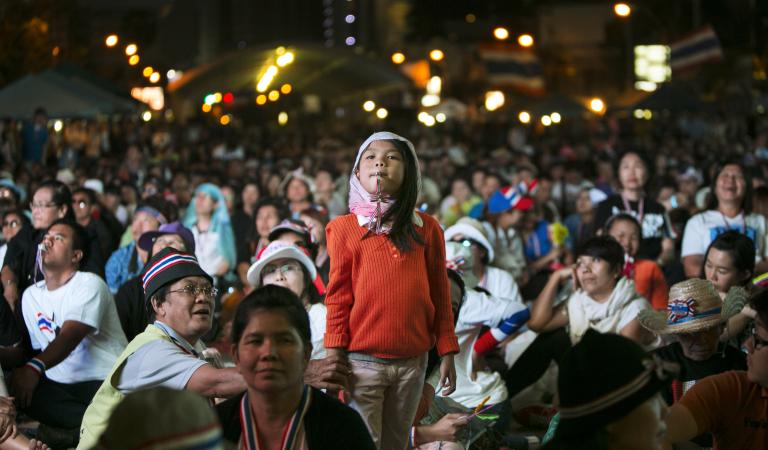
[324,132,458,450]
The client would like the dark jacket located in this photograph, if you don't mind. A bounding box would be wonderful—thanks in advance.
[114,276,148,341]
[217,387,375,450]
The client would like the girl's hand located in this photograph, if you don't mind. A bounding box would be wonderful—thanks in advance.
[438,354,457,396]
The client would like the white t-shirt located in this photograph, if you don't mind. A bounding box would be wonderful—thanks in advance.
[22,272,128,384]
[681,210,768,260]
[191,227,227,276]
[430,289,525,408]
[307,303,327,360]
[480,266,522,303]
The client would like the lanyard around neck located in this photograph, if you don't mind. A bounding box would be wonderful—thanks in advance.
[621,193,644,224]
[719,211,746,233]
[239,386,311,450]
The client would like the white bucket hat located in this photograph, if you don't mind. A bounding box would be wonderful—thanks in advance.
[444,217,495,263]
[246,241,317,287]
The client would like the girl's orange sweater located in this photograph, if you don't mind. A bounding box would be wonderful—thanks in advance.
[324,213,459,359]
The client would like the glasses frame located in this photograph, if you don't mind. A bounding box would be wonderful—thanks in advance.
[168,284,218,299]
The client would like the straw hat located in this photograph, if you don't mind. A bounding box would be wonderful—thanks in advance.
[637,279,748,335]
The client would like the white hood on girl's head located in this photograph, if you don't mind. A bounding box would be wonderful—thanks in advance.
[351,131,421,192]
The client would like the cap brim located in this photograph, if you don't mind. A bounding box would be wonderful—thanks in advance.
[247,247,317,287]
[514,197,534,211]
[138,230,195,254]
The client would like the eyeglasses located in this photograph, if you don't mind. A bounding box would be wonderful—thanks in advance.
[72,200,90,209]
[262,262,302,279]
[747,324,768,351]
[2,219,19,228]
[30,202,58,210]
[168,284,218,299]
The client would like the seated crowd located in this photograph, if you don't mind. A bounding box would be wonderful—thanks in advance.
[0,120,767,450]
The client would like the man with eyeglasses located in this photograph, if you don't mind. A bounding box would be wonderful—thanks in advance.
[11,219,127,440]
[78,247,246,450]
[665,288,768,449]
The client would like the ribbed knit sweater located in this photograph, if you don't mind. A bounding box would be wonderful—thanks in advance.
[324,213,459,359]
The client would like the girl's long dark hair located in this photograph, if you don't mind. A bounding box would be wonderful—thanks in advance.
[364,139,424,252]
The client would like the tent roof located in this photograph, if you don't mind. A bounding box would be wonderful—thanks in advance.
[0,69,137,119]
[167,43,411,104]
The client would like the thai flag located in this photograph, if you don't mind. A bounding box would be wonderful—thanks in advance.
[479,48,545,95]
[36,312,54,334]
[670,26,723,73]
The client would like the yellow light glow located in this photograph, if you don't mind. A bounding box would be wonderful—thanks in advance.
[590,98,606,113]
[105,35,118,47]
[429,49,444,61]
[276,46,286,55]
[220,115,231,126]
[633,109,644,119]
[519,111,531,123]
[53,120,63,132]
[426,76,442,95]
[142,66,153,77]
[363,101,376,112]
[128,55,140,65]
[125,44,138,56]
[149,72,160,83]
[213,92,222,103]
[435,113,447,123]
[391,52,405,64]
[518,34,534,47]
[257,65,279,92]
[256,95,267,105]
[493,27,509,40]
[643,109,653,120]
[465,13,476,23]
[202,103,212,113]
[541,115,552,126]
[276,52,294,67]
[551,112,562,123]
[423,115,436,127]
[484,91,505,112]
[142,111,152,122]
[268,90,280,102]
[376,108,388,119]
[614,3,631,17]
[421,94,441,107]
[278,111,288,125]
[280,84,292,94]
